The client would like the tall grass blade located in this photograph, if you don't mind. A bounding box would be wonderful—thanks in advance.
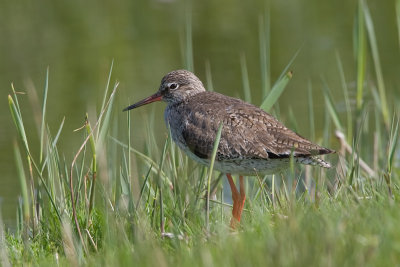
[335,52,353,141]
[363,1,389,127]
[277,48,301,81]
[52,117,65,148]
[205,60,214,92]
[259,46,300,112]
[98,82,117,147]
[86,115,97,215]
[137,164,153,208]
[41,117,65,174]
[97,60,114,140]
[75,140,87,206]
[206,123,223,232]
[13,141,30,224]
[40,68,49,164]
[322,81,343,131]
[288,107,299,132]
[396,0,400,50]
[9,92,61,223]
[167,126,178,182]
[157,137,170,233]
[240,53,252,103]
[387,116,399,173]
[356,0,367,112]
[10,84,24,122]
[260,71,292,112]
[8,95,29,151]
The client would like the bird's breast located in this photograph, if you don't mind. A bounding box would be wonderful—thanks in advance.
[164,104,189,149]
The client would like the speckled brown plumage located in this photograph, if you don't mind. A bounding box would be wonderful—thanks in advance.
[124,69,334,226]
[170,91,331,159]
[125,69,334,175]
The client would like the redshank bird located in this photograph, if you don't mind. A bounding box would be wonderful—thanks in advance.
[124,69,334,228]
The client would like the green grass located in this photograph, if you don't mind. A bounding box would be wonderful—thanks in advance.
[2,2,400,266]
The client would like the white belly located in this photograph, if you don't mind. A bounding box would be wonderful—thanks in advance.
[180,145,290,175]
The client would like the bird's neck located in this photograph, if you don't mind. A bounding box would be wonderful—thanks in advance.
[165,89,205,106]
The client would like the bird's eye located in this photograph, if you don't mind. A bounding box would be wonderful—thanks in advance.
[169,83,178,90]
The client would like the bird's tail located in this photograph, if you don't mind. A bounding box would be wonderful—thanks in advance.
[296,156,332,168]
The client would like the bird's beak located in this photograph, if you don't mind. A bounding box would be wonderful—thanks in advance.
[123,91,162,111]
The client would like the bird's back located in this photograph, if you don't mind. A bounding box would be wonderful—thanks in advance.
[165,91,333,174]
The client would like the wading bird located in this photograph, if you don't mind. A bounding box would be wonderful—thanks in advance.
[124,70,334,228]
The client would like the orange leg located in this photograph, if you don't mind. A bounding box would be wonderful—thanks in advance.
[226,174,246,229]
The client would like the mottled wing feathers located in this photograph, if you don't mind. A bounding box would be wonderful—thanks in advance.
[181,91,333,160]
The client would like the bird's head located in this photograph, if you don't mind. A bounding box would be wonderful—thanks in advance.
[123,70,205,111]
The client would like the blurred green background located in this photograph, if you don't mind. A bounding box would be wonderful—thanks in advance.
[0,0,398,225]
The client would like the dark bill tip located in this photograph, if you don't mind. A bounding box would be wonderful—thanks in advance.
[123,92,162,112]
